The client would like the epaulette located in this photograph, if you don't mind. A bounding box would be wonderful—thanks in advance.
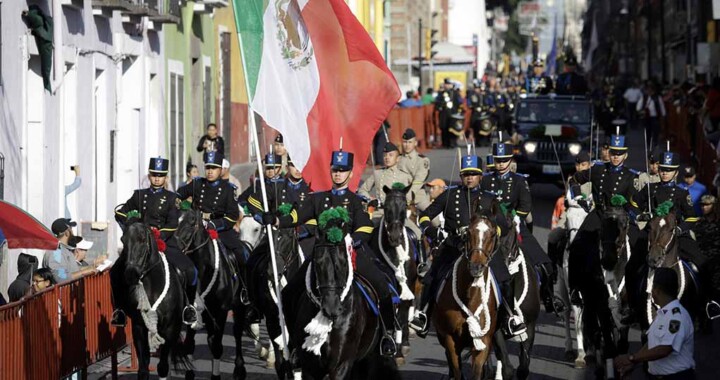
[419,154,427,158]
[482,172,493,177]
[628,168,641,175]
[446,185,459,190]
[591,160,605,166]
[228,182,238,190]
[514,172,530,178]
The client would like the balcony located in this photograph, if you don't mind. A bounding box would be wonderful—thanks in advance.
[194,0,228,14]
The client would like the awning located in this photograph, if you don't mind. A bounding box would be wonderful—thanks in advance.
[0,200,58,250]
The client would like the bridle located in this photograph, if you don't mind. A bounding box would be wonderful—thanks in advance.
[311,244,345,296]
[127,226,162,280]
[600,207,629,260]
[463,216,497,268]
[176,212,210,255]
[648,216,678,267]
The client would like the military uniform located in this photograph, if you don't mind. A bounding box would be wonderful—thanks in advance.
[397,129,431,210]
[176,152,241,256]
[435,79,463,148]
[555,56,588,96]
[358,166,413,209]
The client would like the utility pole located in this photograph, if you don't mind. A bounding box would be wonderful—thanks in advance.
[418,18,423,93]
[646,3,652,80]
[660,0,666,82]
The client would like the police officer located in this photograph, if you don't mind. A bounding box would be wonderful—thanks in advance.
[567,134,639,305]
[468,81,495,146]
[555,55,588,96]
[411,155,508,337]
[112,157,198,327]
[176,151,242,273]
[481,142,556,314]
[614,268,695,379]
[358,142,413,221]
[258,149,398,356]
[398,128,431,210]
[435,78,463,148]
[525,59,554,95]
[624,151,700,323]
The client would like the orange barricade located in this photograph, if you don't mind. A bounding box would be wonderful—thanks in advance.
[385,105,438,151]
[0,270,131,380]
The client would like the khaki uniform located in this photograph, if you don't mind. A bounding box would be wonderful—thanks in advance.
[398,150,431,210]
[636,172,660,191]
[358,166,413,209]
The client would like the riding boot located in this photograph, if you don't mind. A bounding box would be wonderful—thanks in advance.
[409,275,434,338]
[378,297,398,357]
[109,261,127,327]
[539,262,564,314]
[500,281,527,341]
[243,255,261,324]
[183,267,203,329]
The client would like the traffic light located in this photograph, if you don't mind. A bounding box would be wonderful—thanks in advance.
[426,28,439,60]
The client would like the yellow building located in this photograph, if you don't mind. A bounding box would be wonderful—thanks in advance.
[347,0,386,57]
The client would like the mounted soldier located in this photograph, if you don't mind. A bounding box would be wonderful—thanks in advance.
[112,157,198,327]
[398,128,431,211]
[358,142,413,224]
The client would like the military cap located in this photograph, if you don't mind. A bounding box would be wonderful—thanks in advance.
[486,154,495,169]
[575,151,590,164]
[203,151,224,168]
[263,153,283,168]
[444,78,452,85]
[658,151,680,169]
[274,134,284,143]
[331,150,353,171]
[609,134,628,151]
[402,128,417,140]
[492,142,514,159]
[682,165,695,176]
[564,55,578,66]
[148,157,169,175]
[460,155,483,174]
[383,142,399,153]
[533,58,545,67]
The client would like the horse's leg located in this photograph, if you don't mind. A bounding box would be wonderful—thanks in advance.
[131,318,151,380]
[492,332,514,380]
[157,343,171,380]
[516,322,535,380]
[574,305,587,368]
[471,343,492,380]
[204,308,226,380]
[330,361,353,380]
[440,334,463,380]
[396,300,411,362]
[232,304,248,380]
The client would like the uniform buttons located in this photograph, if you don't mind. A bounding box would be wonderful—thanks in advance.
[324,204,328,208]
[455,208,459,211]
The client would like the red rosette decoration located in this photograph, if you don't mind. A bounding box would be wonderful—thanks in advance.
[351,247,357,272]
[151,227,161,239]
[207,229,219,240]
[150,227,166,252]
[156,239,167,252]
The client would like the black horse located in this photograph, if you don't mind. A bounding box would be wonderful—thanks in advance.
[370,185,418,365]
[492,215,541,380]
[284,208,401,379]
[175,209,249,380]
[118,222,191,380]
[249,223,306,378]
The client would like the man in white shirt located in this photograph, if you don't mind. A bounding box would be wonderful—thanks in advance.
[623,80,643,127]
[637,83,667,149]
[614,268,695,379]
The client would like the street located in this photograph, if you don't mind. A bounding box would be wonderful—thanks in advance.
[95,127,719,379]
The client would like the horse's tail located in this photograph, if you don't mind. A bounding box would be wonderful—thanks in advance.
[170,342,194,372]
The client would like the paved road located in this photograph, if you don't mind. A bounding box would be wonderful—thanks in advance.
[100,127,719,379]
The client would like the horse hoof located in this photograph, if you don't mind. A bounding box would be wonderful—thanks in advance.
[395,357,406,366]
[211,375,222,380]
[233,366,247,380]
[257,346,269,360]
[185,370,195,380]
[267,359,276,369]
[564,350,576,362]
[574,358,586,369]
[401,345,411,357]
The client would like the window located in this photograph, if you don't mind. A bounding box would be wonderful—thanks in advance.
[204,65,212,128]
[169,66,185,188]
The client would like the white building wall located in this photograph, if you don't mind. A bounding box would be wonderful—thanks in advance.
[447,0,489,79]
[0,1,165,295]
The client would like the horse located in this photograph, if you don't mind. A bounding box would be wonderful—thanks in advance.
[578,198,631,379]
[247,219,306,378]
[371,185,419,365]
[643,212,701,328]
[556,200,593,368]
[284,208,400,379]
[433,200,500,380]
[118,222,191,380]
[175,209,249,380]
[491,213,541,380]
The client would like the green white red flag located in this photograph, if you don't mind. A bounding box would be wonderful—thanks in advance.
[234,0,401,190]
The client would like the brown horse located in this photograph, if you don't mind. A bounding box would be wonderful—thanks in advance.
[433,206,500,379]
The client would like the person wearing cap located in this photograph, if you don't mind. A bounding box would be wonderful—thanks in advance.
[258,149,400,357]
[468,82,495,146]
[358,142,412,219]
[525,59,553,95]
[678,166,707,216]
[285,156,316,255]
[398,128,431,211]
[555,54,588,96]
[614,268,695,379]
[43,218,97,282]
[69,237,106,268]
[272,134,289,176]
[625,151,701,323]
[481,142,557,316]
[485,154,495,172]
[221,159,242,199]
[412,155,511,337]
[567,133,639,306]
[435,78,463,148]
[196,123,225,155]
[114,157,199,327]
[637,149,662,191]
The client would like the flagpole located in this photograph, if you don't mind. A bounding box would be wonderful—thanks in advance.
[237,32,290,358]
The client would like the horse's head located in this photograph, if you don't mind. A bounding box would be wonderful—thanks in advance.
[647,211,678,269]
[313,207,352,321]
[382,184,411,247]
[598,198,630,271]
[175,208,205,254]
[239,213,265,250]
[465,198,500,277]
[121,223,157,285]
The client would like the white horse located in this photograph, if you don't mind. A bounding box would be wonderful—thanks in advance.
[238,215,276,368]
[555,197,594,368]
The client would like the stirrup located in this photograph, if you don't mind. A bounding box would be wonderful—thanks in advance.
[505,315,528,342]
[409,310,428,332]
[706,301,720,320]
[111,309,126,327]
[570,289,583,307]
[183,305,200,326]
[240,288,251,305]
[379,334,397,357]
[552,295,567,314]
[417,262,429,277]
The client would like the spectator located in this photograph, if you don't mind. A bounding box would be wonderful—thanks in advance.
[69,237,106,268]
[7,253,38,302]
[42,218,97,282]
[196,123,225,155]
[703,77,720,132]
[221,159,243,199]
[399,90,422,108]
[678,166,707,216]
[423,179,447,228]
[186,163,199,183]
[64,165,81,219]
[623,79,643,127]
[637,82,666,149]
[421,87,435,105]
[31,268,56,294]
[614,268,695,379]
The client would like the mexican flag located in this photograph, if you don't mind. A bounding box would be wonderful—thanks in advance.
[234,0,401,190]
